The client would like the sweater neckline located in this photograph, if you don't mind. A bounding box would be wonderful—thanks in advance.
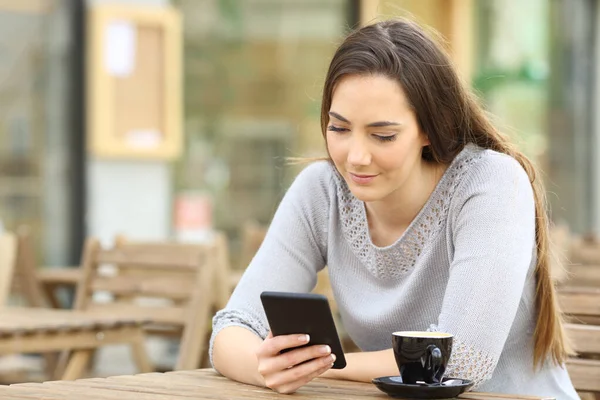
[334,143,483,279]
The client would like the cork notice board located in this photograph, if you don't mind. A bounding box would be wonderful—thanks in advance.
[87,5,182,160]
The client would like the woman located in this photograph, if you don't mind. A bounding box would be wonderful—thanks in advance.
[210,19,578,399]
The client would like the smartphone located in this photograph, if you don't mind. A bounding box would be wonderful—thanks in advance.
[260,291,347,369]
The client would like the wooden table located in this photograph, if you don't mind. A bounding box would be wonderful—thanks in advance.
[0,307,152,380]
[0,368,554,399]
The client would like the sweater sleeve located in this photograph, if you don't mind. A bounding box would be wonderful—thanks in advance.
[430,153,536,388]
[208,162,333,365]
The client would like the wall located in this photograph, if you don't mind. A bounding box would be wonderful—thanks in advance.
[359,0,474,80]
[86,0,172,246]
[85,0,175,375]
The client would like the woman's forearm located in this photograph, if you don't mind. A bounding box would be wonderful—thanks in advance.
[212,326,265,387]
[322,349,398,382]
[213,328,399,386]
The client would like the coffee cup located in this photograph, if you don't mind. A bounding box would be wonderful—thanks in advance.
[392,331,453,385]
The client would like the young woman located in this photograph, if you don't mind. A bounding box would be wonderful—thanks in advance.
[209,19,578,399]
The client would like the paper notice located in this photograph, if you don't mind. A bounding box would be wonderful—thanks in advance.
[105,20,136,76]
[126,129,162,149]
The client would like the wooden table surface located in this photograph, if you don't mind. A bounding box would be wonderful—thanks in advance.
[0,307,146,333]
[0,307,152,380]
[0,368,554,400]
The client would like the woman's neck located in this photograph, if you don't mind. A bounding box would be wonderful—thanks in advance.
[365,161,447,246]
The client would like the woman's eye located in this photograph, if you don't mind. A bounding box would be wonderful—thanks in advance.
[327,125,348,133]
[374,134,397,142]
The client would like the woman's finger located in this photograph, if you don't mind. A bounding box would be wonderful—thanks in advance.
[258,333,310,358]
[258,343,332,377]
[267,354,336,394]
[273,344,332,372]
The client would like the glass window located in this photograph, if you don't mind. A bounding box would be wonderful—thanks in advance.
[0,0,78,266]
[473,0,597,233]
[473,0,550,164]
[173,0,354,261]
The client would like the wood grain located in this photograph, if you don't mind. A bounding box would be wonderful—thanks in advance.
[0,369,555,400]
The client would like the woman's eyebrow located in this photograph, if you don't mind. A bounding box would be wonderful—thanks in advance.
[328,111,350,123]
[366,120,403,128]
[328,111,402,127]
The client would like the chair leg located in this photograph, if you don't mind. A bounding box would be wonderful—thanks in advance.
[130,330,153,373]
[176,315,208,371]
[176,333,204,370]
[43,353,59,378]
[199,329,212,368]
[175,247,215,371]
[53,350,70,380]
[61,349,93,380]
[42,283,62,309]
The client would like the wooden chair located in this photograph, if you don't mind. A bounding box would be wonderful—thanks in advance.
[1,232,153,382]
[15,229,232,372]
[2,231,59,381]
[0,232,24,382]
[114,231,231,312]
[565,235,600,288]
[212,231,234,311]
[7,225,80,310]
[238,220,269,272]
[11,226,54,308]
[548,224,600,288]
[9,227,66,377]
[558,287,600,398]
[73,236,217,371]
[0,233,17,307]
[36,231,233,312]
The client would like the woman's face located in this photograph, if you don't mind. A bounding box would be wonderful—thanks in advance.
[326,74,430,203]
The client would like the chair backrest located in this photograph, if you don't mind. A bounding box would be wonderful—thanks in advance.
[559,287,600,394]
[73,237,217,370]
[0,232,17,307]
[74,237,215,312]
[112,231,232,311]
[238,220,268,270]
[562,235,600,288]
[12,226,48,307]
[549,223,571,283]
[212,231,233,310]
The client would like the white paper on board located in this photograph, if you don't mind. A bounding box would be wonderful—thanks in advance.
[126,129,162,149]
[105,20,136,76]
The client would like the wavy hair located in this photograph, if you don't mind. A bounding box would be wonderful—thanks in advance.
[319,19,571,368]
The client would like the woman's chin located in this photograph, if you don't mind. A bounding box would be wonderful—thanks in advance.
[347,186,383,203]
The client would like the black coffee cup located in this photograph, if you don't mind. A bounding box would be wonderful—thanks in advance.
[392,331,453,385]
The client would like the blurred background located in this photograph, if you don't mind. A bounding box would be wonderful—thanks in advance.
[0,0,596,268]
[0,0,599,388]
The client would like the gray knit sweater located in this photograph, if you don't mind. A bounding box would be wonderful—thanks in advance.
[210,144,578,399]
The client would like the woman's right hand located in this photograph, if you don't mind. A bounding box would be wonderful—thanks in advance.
[256,331,336,394]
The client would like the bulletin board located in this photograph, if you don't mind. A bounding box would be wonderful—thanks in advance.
[87,4,182,160]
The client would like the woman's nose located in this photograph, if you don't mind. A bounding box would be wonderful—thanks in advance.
[347,137,371,166]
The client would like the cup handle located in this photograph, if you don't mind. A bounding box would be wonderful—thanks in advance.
[424,345,443,384]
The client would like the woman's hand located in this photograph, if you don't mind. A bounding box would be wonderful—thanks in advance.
[256,331,336,394]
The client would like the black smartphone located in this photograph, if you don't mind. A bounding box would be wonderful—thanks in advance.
[260,291,347,369]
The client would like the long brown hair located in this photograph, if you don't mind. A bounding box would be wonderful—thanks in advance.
[320,18,570,368]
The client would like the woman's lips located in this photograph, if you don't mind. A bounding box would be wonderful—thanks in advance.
[349,172,378,184]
